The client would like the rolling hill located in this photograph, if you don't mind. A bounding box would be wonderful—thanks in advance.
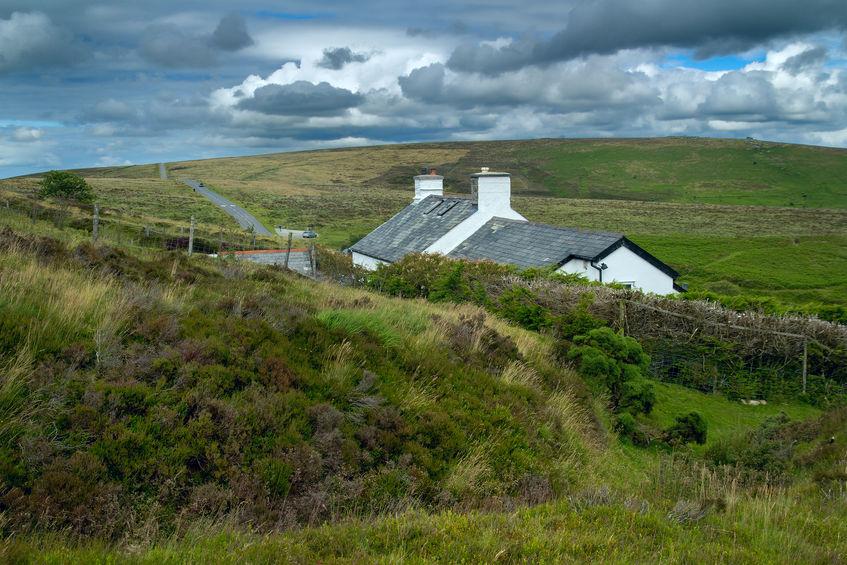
[3,136,846,309]
[0,137,846,562]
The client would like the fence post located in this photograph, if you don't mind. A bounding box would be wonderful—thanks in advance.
[309,242,316,278]
[284,232,292,270]
[218,228,223,255]
[802,338,808,394]
[188,216,195,256]
[618,300,626,333]
[92,204,100,243]
[251,230,256,250]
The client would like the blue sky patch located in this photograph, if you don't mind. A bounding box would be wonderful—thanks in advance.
[665,52,763,72]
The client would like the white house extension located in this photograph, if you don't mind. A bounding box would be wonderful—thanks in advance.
[351,168,683,295]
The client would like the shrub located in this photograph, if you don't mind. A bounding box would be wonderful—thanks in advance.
[567,327,651,414]
[429,263,472,304]
[665,412,708,445]
[619,378,656,416]
[496,286,552,331]
[37,171,94,205]
[258,457,294,497]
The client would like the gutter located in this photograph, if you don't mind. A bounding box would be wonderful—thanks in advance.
[590,261,608,282]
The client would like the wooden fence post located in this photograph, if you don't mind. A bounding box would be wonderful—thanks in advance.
[92,204,100,243]
[188,216,195,256]
[618,300,626,333]
[309,243,316,278]
[284,232,292,270]
[802,338,808,394]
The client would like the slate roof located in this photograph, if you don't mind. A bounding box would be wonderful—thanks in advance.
[349,195,476,263]
[448,217,623,268]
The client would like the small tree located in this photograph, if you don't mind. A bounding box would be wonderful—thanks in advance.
[567,327,654,415]
[38,171,94,205]
[665,412,708,445]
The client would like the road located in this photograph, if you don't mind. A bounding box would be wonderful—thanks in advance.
[181,179,272,236]
[158,163,167,179]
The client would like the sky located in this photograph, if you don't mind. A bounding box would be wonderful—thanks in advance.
[1,0,847,177]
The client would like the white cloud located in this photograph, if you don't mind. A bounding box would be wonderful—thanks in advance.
[11,128,44,142]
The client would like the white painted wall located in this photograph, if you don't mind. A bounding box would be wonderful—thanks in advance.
[352,251,388,270]
[425,172,526,255]
[558,245,676,295]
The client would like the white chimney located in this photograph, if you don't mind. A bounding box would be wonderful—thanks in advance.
[471,167,513,215]
[413,167,443,203]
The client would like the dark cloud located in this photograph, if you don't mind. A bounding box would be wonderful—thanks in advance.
[210,13,254,51]
[0,11,89,73]
[447,0,847,74]
[406,21,469,38]
[782,46,828,74]
[140,13,254,67]
[398,63,446,102]
[317,47,370,70]
[140,24,217,67]
[237,81,364,116]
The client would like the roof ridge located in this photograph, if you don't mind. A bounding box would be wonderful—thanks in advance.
[486,216,624,238]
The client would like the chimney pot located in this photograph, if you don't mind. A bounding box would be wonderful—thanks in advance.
[429,167,437,175]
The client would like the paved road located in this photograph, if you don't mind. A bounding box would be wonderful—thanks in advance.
[158,163,168,179]
[275,227,313,239]
[181,179,272,235]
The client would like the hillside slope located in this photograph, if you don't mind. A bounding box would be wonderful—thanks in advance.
[0,227,844,563]
[73,137,847,209]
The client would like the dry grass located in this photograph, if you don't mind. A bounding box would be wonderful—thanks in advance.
[500,360,541,390]
[445,443,492,498]
[0,245,129,354]
[546,389,598,453]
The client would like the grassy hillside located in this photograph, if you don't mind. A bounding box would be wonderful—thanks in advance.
[0,225,844,562]
[66,137,847,207]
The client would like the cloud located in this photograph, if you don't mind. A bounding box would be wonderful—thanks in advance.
[236,81,364,116]
[446,0,847,74]
[317,47,371,69]
[406,21,469,38]
[11,128,44,142]
[210,13,254,51]
[140,13,254,67]
[0,11,89,73]
[782,46,828,74]
[398,63,446,102]
[140,24,218,67]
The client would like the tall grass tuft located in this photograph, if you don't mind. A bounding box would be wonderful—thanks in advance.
[0,346,42,450]
[500,360,541,390]
[445,443,491,498]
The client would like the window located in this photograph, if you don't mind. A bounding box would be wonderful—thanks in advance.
[619,281,635,290]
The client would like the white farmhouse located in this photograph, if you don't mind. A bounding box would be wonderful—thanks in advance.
[351,168,683,295]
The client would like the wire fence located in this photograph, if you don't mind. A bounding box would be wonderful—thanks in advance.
[0,195,318,276]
